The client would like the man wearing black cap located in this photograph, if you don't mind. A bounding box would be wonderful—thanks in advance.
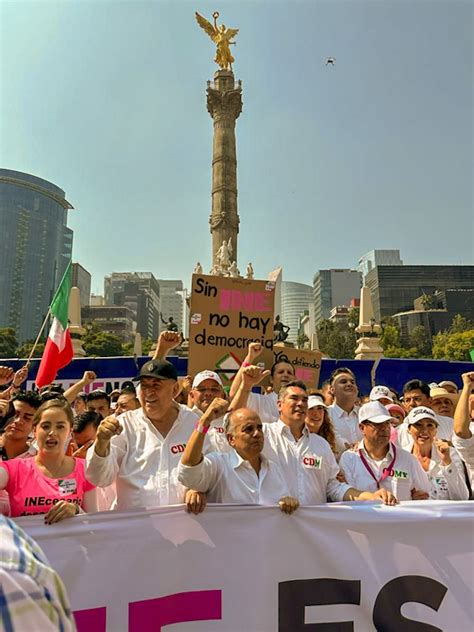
[85,359,205,511]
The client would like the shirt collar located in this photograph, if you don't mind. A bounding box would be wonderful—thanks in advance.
[276,418,308,439]
[359,439,395,462]
[332,402,358,418]
[229,449,267,470]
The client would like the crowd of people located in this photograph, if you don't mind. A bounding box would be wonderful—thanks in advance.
[0,332,473,525]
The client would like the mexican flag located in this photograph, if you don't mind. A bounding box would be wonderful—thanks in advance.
[36,262,74,388]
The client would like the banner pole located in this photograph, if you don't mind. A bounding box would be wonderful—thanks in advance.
[25,307,51,367]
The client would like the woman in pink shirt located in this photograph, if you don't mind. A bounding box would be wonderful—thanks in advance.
[0,399,97,522]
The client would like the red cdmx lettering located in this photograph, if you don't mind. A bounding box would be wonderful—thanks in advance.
[171,444,186,454]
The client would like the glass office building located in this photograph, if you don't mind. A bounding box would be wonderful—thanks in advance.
[0,169,73,343]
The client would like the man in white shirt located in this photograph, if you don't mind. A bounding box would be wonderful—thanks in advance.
[188,370,230,452]
[85,359,205,511]
[398,379,453,446]
[178,400,299,513]
[452,372,474,495]
[327,368,361,445]
[229,342,294,423]
[260,381,396,505]
[339,401,431,501]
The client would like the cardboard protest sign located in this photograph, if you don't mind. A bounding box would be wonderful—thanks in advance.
[272,345,322,389]
[188,274,275,385]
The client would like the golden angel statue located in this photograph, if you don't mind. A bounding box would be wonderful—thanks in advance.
[195,11,239,70]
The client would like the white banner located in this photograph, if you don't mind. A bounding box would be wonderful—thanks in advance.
[20,501,474,632]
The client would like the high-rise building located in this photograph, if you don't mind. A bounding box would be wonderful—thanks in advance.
[81,305,136,343]
[72,263,91,308]
[158,280,184,333]
[313,269,362,326]
[281,281,313,344]
[365,265,474,322]
[0,169,73,342]
[358,250,403,284]
[104,272,160,341]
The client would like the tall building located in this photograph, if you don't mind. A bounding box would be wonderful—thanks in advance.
[0,169,73,342]
[281,281,313,344]
[72,263,91,307]
[313,269,362,326]
[365,265,474,322]
[358,249,403,284]
[158,280,184,333]
[81,305,135,343]
[104,272,160,341]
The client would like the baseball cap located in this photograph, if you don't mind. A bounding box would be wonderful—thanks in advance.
[358,401,393,424]
[369,386,393,403]
[134,359,178,381]
[386,403,406,419]
[405,406,439,426]
[439,380,458,392]
[192,370,223,389]
[308,395,327,410]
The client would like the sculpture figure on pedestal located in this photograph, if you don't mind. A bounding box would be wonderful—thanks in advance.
[195,11,239,70]
[193,262,203,274]
[246,262,254,279]
[217,237,233,271]
[228,261,240,278]
[274,315,290,343]
[160,313,178,332]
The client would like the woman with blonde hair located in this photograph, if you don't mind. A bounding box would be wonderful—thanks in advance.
[0,399,97,523]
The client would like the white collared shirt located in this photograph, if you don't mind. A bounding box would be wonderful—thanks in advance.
[190,405,232,453]
[247,391,279,424]
[328,403,361,445]
[397,414,454,448]
[452,422,474,492]
[401,439,469,500]
[177,450,289,505]
[261,420,350,504]
[339,441,431,501]
[85,405,205,510]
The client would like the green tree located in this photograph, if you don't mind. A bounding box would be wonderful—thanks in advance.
[420,293,435,310]
[449,314,473,334]
[317,320,357,359]
[0,328,18,358]
[296,333,309,349]
[432,330,474,361]
[82,323,124,357]
[409,325,432,358]
[142,338,154,355]
[16,340,46,359]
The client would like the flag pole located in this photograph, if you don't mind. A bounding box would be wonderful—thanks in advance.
[25,307,52,367]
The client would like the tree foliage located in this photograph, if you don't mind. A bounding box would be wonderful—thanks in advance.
[317,320,357,359]
[82,323,124,357]
[0,328,18,358]
[432,330,474,361]
[16,340,46,359]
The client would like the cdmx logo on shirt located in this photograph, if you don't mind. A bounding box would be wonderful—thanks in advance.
[170,444,187,454]
[302,456,322,469]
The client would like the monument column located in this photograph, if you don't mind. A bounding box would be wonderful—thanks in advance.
[207,70,242,269]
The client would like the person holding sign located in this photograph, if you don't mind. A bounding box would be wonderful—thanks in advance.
[229,342,294,423]
[339,402,431,501]
[178,399,299,513]
[85,359,207,512]
[0,399,97,521]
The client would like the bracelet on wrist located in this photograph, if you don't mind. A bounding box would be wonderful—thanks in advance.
[195,422,210,434]
[242,361,251,367]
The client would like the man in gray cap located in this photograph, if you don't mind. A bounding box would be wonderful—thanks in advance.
[86,359,206,512]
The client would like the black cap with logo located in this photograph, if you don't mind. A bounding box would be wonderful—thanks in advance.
[134,359,178,382]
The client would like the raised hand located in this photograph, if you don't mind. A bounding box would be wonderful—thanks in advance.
[96,415,123,445]
[82,370,97,385]
[0,366,14,386]
[434,439,452,466]
[200,397,229,426]
[461,372,474,391]
[241,365,271,389]
[12,365,28,387]
[246,342,263,362]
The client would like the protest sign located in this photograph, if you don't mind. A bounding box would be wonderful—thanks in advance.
[272,345,322,389]
[188,274,275,384]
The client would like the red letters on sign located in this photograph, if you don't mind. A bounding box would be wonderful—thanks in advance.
[74,607,107,632]
[220,289,272,312]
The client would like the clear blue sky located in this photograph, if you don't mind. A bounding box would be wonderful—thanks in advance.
[1,0,472,294]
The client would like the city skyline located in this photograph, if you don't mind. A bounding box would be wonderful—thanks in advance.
[1,1,472,295]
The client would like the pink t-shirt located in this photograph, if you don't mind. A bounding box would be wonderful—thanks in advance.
[1,457,95,517]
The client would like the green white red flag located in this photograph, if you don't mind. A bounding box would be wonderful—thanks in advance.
[35,262,74,388]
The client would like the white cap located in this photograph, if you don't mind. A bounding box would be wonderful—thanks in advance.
[192,370,223,389]
[308,395,327,410]
[406,406,439,427]
[439,380,458,392]
[369,386,393,403]
[359,401,393,424]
